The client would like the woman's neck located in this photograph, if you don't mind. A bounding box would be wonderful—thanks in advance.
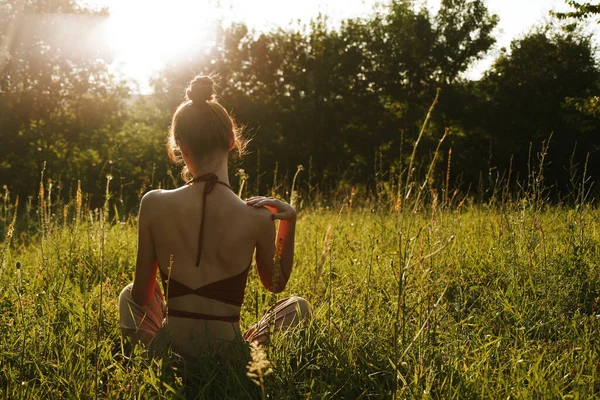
[188,157,230,185]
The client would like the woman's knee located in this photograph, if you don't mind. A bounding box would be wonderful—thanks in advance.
[289,296,312,321]
[118,283,134,308]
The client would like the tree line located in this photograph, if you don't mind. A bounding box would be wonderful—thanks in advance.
[1,0,599,212]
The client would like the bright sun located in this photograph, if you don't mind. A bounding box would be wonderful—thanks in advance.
[83,0,375,91]
[93,0,216,87]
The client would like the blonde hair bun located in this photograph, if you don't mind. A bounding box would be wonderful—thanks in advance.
[186,76,215,103]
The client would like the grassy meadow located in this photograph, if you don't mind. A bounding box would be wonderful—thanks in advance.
[3,0,600,397]
[1,171,600,399]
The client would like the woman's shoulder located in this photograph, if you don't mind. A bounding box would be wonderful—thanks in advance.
[248,204,273,220]
[138,189,159,215]
[140,189,166,203]
[226,194,270,217]
[243,201,275,233]
[139,188,178,213]
[140,186,188,202]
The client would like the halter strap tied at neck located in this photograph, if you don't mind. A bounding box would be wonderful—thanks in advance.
[187,173,232,266]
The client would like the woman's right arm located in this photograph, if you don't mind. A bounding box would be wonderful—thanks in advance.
[131,191,159,306]
[247,197,297,293]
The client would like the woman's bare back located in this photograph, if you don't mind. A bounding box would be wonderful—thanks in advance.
[141,181,272,354]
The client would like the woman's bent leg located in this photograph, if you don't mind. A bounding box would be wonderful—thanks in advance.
[243,296,311,345]
[118,283,166,346]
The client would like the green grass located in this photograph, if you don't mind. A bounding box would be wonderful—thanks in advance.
[1,190,600,398]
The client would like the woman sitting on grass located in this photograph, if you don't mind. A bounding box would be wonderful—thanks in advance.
[118,75,311,359]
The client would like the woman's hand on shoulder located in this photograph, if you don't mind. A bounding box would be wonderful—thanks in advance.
[245,196,296,221]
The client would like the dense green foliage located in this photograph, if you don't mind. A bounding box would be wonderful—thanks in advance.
[0,0,129,205]
[441,29,600,190]
[553,1,600,23]
[1,0,599,210]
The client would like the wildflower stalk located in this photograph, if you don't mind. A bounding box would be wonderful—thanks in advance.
[445,148,452,207]
[76,180,82,228]
[405,89,440,200]
[2,185,8,222]
[270,162,279,198]
[314,225,332,288]
[39,162,47,269]
[236,169,249,198]
[16,261,25,398]
[290,165,304,208]
[95,202,107,399]
[247,341,272,400]
[270,238,282,294]
[1,197,18,273]
[47,179,53,230]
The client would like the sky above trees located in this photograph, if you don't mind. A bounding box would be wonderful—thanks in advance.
[81,0,599,91]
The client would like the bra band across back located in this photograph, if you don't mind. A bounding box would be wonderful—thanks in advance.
[160,173,248,322]
[159,266,250,306]
[167,309,240,323]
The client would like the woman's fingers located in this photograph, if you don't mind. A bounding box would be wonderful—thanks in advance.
[246,197,279,212]
[245,197,296,220]
[250,198,279,208]
[245,196,274,205]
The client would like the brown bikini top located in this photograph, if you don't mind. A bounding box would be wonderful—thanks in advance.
[159,173,250,323]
